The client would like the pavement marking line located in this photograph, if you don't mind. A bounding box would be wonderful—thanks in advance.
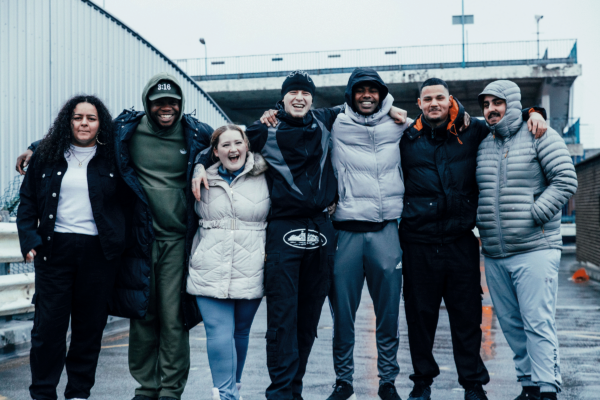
[574,334,600,340]
[101,344,129,349]
[0,395,10,400]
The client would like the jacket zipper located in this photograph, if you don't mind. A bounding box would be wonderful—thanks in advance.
[367,121,383,221]
[496,143,507,256]
[503,149,509,186]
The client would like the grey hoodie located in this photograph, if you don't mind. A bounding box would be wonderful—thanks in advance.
[475,80,577,257]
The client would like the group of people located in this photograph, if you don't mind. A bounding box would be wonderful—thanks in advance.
[15,66,576,400]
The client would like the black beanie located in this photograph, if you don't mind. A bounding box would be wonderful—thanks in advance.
[281,70,316,98]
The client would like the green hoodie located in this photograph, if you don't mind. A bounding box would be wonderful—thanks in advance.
[129,72,188,240]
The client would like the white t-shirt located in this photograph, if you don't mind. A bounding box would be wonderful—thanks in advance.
[54,145,99,235]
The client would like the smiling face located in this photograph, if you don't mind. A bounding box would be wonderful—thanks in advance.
[283,90,313,118]
[71,102,99,147]
[418,85,453,127]
[482,95,507,126]
[213,129,248,173]
[149,97,181,128]
[353,82,380,115]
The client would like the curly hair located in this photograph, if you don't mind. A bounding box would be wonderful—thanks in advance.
[36,95,116,170]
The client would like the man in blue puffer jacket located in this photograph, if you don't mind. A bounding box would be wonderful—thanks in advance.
[476,80,577,400]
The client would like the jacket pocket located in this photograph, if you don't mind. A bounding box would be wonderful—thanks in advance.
[98,169,117,197]
[402,197,439,233]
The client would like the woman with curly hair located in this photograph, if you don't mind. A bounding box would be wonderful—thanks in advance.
[17,95,128,400]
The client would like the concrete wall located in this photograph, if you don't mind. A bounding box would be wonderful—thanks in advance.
[199,63,581,128]
[575,154,600,267]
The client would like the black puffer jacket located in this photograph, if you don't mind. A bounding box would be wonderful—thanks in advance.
[112,109,212,324]
[400,99,545,244]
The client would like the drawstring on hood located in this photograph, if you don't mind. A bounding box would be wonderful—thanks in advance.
[478,80,523,139]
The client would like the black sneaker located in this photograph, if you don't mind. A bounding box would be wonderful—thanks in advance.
[514,386,541,400]
[464,384,488,400]
[540,393,557,400]
[378,382,402,400]
[131,396,154,400]
[326,381,356,400]
[292,393,304,400]
[408,382,431,400]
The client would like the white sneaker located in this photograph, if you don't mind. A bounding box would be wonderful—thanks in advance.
[237,382,243,400]
[212,388,220,400]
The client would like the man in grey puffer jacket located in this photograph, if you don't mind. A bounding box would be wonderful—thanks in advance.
[327,68,410,400]
[475,80,577,400]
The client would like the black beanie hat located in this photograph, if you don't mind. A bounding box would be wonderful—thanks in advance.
[281,70,316,98]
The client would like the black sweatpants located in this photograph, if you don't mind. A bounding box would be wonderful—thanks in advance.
[264,214,335,400]
[401,232,490,389]
[30,233,118,400]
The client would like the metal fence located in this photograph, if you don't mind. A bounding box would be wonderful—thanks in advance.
[175,39,577,81]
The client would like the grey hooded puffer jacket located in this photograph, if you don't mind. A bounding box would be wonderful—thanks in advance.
[331,93,410,223]
[476,80,577,258]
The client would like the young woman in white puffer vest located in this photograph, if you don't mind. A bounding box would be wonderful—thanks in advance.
[186,124,270,400]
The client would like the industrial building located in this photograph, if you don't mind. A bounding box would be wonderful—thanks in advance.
[0,0,230,197]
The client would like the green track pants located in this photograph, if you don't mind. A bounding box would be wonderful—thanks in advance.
[129,239,190,399]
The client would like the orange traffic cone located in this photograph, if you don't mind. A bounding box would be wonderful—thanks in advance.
[572,268,590,282]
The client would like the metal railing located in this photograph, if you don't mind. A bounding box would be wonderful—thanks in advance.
[174,39,577,81]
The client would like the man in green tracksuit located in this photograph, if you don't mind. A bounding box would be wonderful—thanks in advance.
[126,73,192,400]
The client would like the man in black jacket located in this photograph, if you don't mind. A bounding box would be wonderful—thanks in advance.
[400,78,547,400]
[194,71,339,400]
[16,73,213,400]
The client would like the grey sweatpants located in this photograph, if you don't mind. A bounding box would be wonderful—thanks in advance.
[329,222,403,385]
[484,249,562,392]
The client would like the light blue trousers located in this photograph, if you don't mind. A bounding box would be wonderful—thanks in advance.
[484,249,562,392]
[196,296,262,400]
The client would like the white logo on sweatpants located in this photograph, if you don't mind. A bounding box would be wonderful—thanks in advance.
[283,229,327,249]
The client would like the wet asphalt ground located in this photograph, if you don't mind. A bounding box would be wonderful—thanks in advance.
[1,253,599,400]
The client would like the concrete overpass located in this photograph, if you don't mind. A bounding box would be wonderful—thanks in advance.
[175,39,581,134]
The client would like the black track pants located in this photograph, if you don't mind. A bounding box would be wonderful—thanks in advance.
[401,232,490,389]
[264,214,335,400]
[30,233,117,400]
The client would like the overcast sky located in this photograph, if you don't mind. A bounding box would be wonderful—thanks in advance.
[100,0,600,148]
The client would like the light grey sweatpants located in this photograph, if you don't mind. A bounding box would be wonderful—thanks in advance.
[329,222,403,385]
[484,249,562,392]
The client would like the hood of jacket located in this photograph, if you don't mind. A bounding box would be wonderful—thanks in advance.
[407,97,465,144]
[344,67,389,114]
[141,72,186,134]
[478,80,523,139]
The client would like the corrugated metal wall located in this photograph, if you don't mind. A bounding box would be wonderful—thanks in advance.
[0,0,230,193]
